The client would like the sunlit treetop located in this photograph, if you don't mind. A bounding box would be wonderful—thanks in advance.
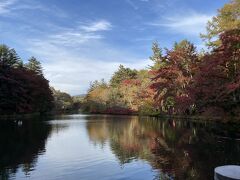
[26,57,43,75]
[201,0,240,48]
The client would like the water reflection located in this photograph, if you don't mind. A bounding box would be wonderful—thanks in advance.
[0,116,69,180]
[0,115,240,180]
[0,118,51,179]
[86,116,240,179]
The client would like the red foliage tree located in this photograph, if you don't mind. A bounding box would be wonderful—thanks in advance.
[0,67,54,114]
[150,40,198,114]
[0,45,54,115]
[192,29,240,115]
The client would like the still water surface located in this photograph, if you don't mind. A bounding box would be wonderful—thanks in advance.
[0,114,240,180]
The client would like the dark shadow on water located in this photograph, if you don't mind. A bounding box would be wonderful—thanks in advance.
[0,117,53,180]
[0,115,71,180]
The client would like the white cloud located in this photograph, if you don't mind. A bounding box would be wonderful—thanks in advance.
[148,13,212,36]
[42,57,149,95]
[0,0,17,14]
[30,45,149,95]
[0,0,68,18]
[49,32,103,46]
[26,21,149,95]
[81,20,112,32]
[31,20,112,48]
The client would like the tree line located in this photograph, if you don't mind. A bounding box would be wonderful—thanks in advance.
[0,45,54,115]
[0,0,239,117]
[82,0,240,117]
[0,46,80,115]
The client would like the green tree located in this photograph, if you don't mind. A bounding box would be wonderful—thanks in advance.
[26,57,43,75]
[149,42,166,70]
[52,88,74,112]
[201,0,240,48]
[0,44,21,68]
[173,40,199,76]
[110,65,138,87]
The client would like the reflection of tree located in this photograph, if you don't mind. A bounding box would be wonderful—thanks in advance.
[86,116,240,180]
[87,117,110,145]
[0,118,52,179]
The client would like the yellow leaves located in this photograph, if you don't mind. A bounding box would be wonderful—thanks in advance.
[88,86,109,103]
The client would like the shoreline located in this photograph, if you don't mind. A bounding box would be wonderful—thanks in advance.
[0,111,239,123]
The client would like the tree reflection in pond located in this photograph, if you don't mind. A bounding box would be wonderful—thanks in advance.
[0,115,239,180]
[0,119,52,179]
[0,117,69,180]
[86,116,240,180]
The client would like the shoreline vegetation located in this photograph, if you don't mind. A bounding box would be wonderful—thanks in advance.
[1,112,239,124]
[0,0,240,121]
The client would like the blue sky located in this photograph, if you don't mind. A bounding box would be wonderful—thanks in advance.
[0,0,229,95]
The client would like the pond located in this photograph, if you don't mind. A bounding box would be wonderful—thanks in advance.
[0,114,240,180]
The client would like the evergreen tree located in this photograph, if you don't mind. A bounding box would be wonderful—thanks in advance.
[110,65,137,87]
[0,45,21,68]
[26,57,43,75]
[149,42,165,70]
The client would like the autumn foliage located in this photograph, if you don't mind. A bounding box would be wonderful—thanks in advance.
[150,40,199,114]
[0,0,239,118]
[83,29,240,117]
[150,29,240,116]
[192,29,240,115]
